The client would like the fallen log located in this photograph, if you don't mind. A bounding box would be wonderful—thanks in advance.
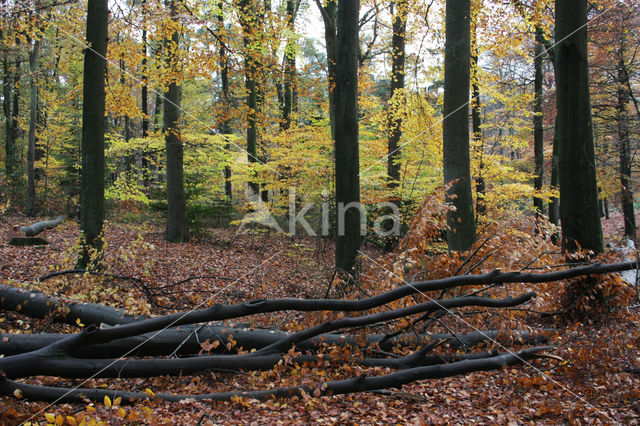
[19,216,64,237]
[0,284,147,326]
[0,347,552,403]
[0,260,634,404]
[0,328,550,357]
[2,260,636,328]
[0,293,535,379]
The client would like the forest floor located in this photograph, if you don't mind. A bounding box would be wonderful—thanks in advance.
[0,211,639,425]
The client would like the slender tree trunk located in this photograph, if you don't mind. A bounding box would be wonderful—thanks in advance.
[471,21,485,217]
[164,0,189,243]
[281,0,300,131]
[617,57,636,240]
[119,55,130,145]
[533,36,544,216]
[154,92,163,132]
[78,0,108,268]
[217,1,232,200]
[11,56,20,148]
[27,38,40,217]
[238,0,263,196]
[140,1,151,187]
[443,0,475,251]
[2,54,16,186]
[314,0,337,140]
[386,0,407,188]
[334,0,361,274]
[555,0,603,253]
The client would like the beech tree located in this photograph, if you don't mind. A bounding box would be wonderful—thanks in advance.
[443,0,475,251]
[1,0,20,196]
[387,0,408,188]
[532,33,544,217]
[555,0,603,253]
[334,0,361,274]
[236,0,265,197]
[470,8,485,217]
[26,2,42,217]
[163,0,189,243]
[78,0,108,268]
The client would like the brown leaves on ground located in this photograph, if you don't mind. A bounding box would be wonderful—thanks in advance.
[0,213,639,424]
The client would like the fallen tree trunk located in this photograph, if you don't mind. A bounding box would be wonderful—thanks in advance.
[0,347,551,404]
[2,261,636,327]
[0,284,148,326]
[0,328,550,357]
[0,260,634,404]
[0,293,535,379]
[19,216,64,237]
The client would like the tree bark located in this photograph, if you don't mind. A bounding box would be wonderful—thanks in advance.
[140,0,151,187]
[334,0,361,274]
[443,0,475,251]
[237,0,264,196]
[0,326,547,358]
[163,0,189,243]
[217,1,232,200]
[555,0,603,253]
[78,0,108,268]
[533,35,544,217]
[471,19,485,217]
[280,0,300,131]
[27,37,40,217]
[616,57,636,240]
[0,347,549,404]
[2,52,17,188]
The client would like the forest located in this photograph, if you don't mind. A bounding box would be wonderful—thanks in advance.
[0,0,639,423]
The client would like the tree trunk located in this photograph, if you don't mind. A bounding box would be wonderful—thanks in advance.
[443,0,475,251]
[314,0,337,140]
[334,0,361,274]
[19,215,63,236]
[387,0,407,188]
[471,19,485,217]
[217,1,232,200]
[549,122,560,234]
[12,56,20,154]
[617,57,636,240]
[78,0,108,268]
[280,0,300,131]
[163,0,189,243]
[2,56,13,177]
[27,37,40,217]
[555,0,603,253]
[2,53,19,195]
[533,35,544,217]
[153,91,163,132]
[238,0,263,196]
[140,0,151,187]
